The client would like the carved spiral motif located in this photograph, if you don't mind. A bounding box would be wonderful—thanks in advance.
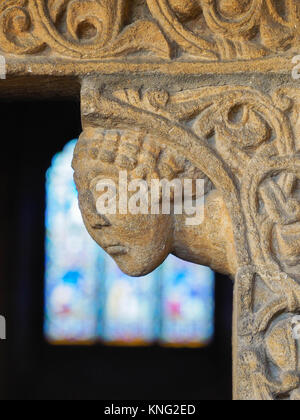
[201,0,263,37]
[0,0,44,54]
[0,0,299,60]
[217,0,252,18]
[0,0,171,59]
[32,0,126,58]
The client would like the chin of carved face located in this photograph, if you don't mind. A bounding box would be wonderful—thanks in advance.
[112,246,169,277]
[84,211,174,277]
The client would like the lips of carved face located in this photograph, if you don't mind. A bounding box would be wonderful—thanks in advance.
[104,245,129,256]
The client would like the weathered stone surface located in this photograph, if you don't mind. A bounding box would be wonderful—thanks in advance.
[73,76,300,400]
[1,0,300,400]
[1,0,299,61]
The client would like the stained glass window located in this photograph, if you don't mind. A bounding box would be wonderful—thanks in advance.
[44,140,215,346]
[160,256,214,346]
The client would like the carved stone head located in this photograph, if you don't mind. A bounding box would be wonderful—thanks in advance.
[72,125,236,277]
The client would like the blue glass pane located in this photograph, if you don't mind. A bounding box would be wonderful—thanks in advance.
[160,255,214,346]
[100,257,160,344]
[44,140,215,346]
[44,140,102,342]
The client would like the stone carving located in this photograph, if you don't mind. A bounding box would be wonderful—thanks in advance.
[148,0,300,60]
[0,0,170,58]
[1,0,300,402]
[72,78,300,400]
[72,111,235,277]
[0,0,299,61]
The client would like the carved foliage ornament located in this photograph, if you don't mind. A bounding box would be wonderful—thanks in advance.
[148,0,300,59]
[0,0,299,60]
[74,80,300,400]
[0,0,170,58]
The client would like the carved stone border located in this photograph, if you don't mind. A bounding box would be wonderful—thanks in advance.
[4,55,296,77]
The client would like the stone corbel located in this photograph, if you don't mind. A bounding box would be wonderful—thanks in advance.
[1,0,300,400]
[73,77,300,401]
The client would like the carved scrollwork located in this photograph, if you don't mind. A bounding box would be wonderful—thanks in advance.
[0,0,171,59]
[0,0,299,61]
[239,317,299,400]
[0,0,44,54]
[147,0,300,60]
[45,0,125,51]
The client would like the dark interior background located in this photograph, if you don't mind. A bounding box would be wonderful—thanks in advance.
[0,100,233,400]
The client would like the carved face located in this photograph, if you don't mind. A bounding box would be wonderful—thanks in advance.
[72,128,186,276]
[80,174,174,277]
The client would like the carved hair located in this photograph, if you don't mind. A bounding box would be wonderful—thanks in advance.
[73,127,211,192]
